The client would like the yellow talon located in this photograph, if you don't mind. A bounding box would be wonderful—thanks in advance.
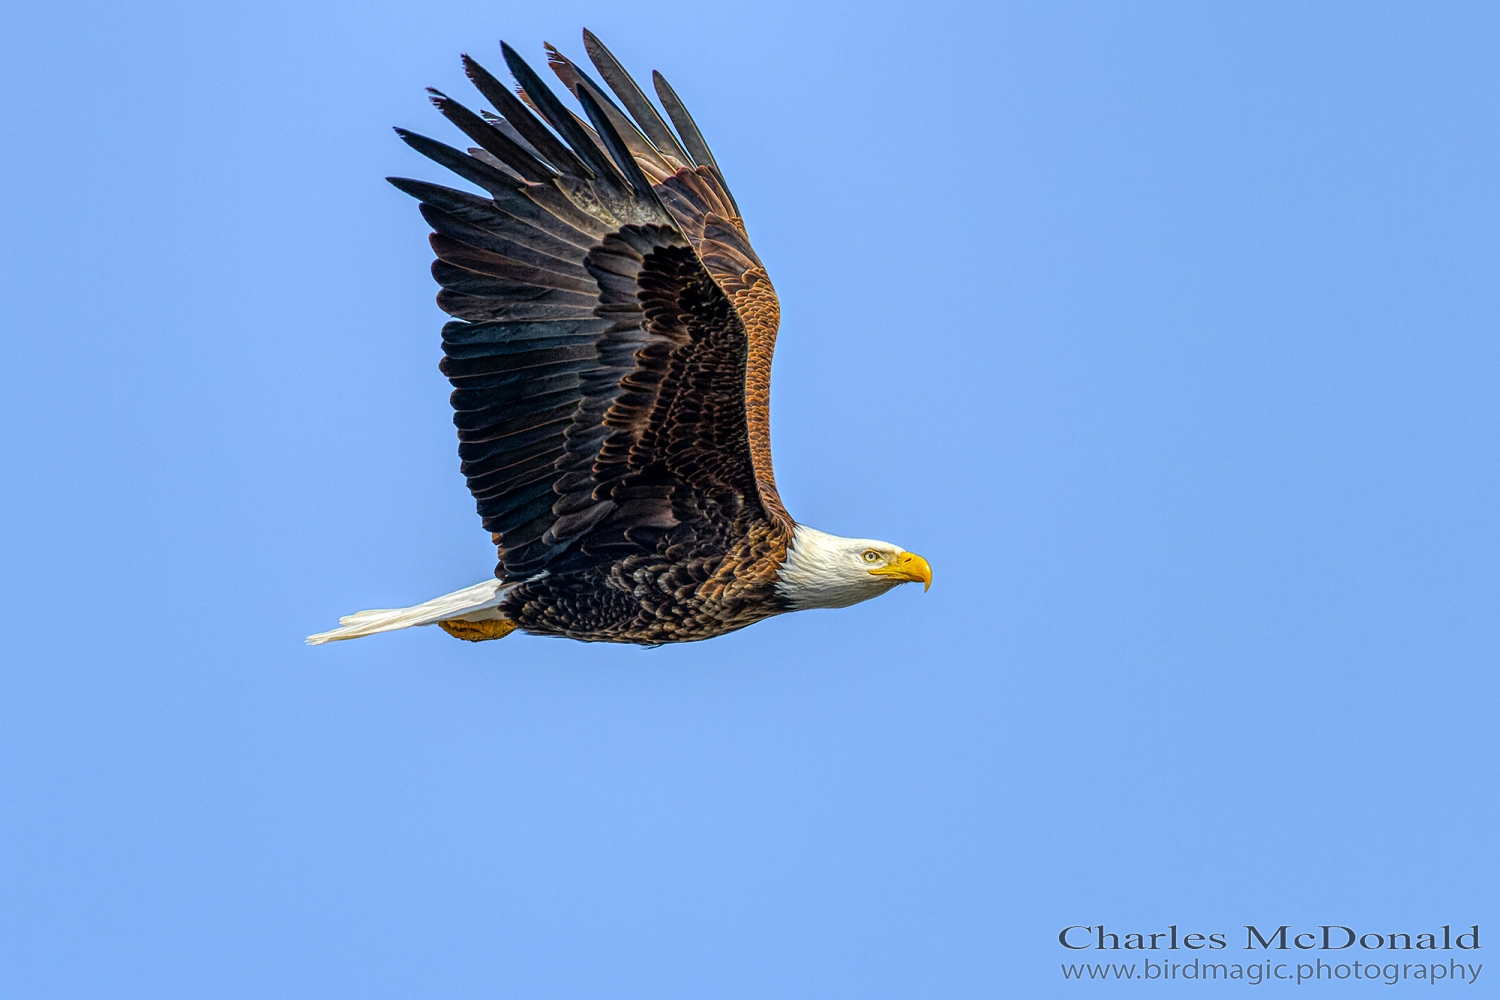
[438,618,518,642]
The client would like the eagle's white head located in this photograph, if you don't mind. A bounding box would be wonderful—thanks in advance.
[775,524,933,611]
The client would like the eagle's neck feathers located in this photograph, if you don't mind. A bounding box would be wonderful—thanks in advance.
[774,524,905,611]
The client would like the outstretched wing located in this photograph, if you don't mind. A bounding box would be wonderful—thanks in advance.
[388,35,790,581]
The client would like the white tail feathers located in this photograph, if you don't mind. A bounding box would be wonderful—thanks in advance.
[306,579,513,644]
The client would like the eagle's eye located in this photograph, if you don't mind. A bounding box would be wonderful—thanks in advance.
[862,550,881,563]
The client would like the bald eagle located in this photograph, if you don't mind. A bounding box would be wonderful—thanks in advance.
[308,31,931,647]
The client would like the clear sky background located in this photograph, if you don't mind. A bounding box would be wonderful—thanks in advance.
[1,1,1495,996]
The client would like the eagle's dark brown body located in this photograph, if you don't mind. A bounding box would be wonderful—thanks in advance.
[501,521,791,643]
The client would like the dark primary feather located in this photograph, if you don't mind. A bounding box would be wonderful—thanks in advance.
[501,42,627,196]
[426,89,555,184]
[651,71,740,217]
[477,111,546,164]
[544,44,675,179]
[581,29,693,168]
[393,128,524,196]
[387,34,788,618]
[574,86,660,206]
[463,55,591,181]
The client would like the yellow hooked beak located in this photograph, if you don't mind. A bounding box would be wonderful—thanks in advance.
[869,551,933,591]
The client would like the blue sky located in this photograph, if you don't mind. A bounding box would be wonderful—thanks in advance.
[1,1,1495,996]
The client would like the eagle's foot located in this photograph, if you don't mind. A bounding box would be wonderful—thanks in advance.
[437,618,518,642]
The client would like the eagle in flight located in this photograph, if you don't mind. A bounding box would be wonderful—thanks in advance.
[308,31,931,647]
